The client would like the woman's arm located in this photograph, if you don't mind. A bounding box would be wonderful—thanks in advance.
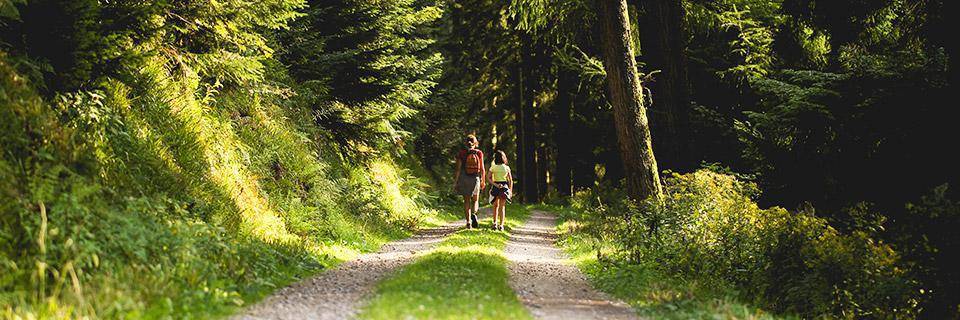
[507,171,513,190]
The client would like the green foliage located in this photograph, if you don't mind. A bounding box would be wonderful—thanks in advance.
[685,0,784,81]
[0,0,23,20]
[739,48,950,209]
[569,170,918,319]
[681,3,955,315]
[737,69,848,201]
[0,54,316,318]
[0,0,303,92]
[0,0,453,317]
[277,0,443,158]
[557,220,787,319]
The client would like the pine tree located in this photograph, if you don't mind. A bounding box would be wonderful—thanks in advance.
[278,0,443,157]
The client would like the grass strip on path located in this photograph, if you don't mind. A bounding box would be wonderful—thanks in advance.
[544,205,788,320]
[358,205,533,320]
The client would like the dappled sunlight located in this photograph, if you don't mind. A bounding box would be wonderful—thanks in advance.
[310,244,361,264]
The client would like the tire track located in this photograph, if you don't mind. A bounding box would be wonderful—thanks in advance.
[233,218,465,320]
[504,210,638,320]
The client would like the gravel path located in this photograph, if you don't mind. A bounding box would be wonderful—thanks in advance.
[232,215,471,320]
[504,210,638,320]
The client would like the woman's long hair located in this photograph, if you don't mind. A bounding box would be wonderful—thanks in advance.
[493,150,507,165]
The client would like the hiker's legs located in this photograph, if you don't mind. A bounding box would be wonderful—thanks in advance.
[472,194,479,217]
[491,197,502,226]
[490,198,498,225]
[496,198,506,226]
[471,194,479,219]
[462,195,473,225]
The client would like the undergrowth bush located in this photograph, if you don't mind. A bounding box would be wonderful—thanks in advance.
[1,42,446,318]
[570,170,918,319]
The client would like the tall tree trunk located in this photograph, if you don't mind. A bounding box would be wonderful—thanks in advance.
[537,146,548,199]
[635,0,692,171]
[520,37,541,203]
[597,0,663,201]
[534,40,551,201]
[514,34,540,203]
[554,66,575,196]
[514,59,528,202]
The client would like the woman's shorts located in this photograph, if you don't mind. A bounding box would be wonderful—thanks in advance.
[456,174,481,196]
[489,181,511,203]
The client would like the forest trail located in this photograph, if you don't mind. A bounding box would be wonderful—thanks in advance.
[232,217,465,320]
[505,211,638,320]
[233,209,638,320]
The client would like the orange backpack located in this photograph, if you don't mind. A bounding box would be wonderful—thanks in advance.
[464,149,481,175]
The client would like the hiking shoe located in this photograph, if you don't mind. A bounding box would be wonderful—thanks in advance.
[499,225,505,231]
[465,221,472,229]
[470,214,479,228]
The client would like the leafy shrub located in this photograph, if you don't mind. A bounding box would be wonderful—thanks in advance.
[571,170,918,319]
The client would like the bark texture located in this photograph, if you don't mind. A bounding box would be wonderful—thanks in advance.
[598,0,663,201]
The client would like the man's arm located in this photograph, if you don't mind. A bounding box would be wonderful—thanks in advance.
[479,152,486,189]
[453,157,461,188]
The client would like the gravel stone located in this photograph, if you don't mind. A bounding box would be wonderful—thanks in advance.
[504,210,639,320]
[231,219,464,320]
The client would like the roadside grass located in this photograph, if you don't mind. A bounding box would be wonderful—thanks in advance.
[419,204,464,229]
[211,205,463,319]
[550,206,790,320]
[358,204,532,320]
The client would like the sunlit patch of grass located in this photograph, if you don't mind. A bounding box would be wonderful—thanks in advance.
[358,206,531,320]
[419,207,462,228]
[557,220,790,320]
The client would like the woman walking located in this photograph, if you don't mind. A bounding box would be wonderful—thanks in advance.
[487,150,513,231]
[454,134,485,228]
